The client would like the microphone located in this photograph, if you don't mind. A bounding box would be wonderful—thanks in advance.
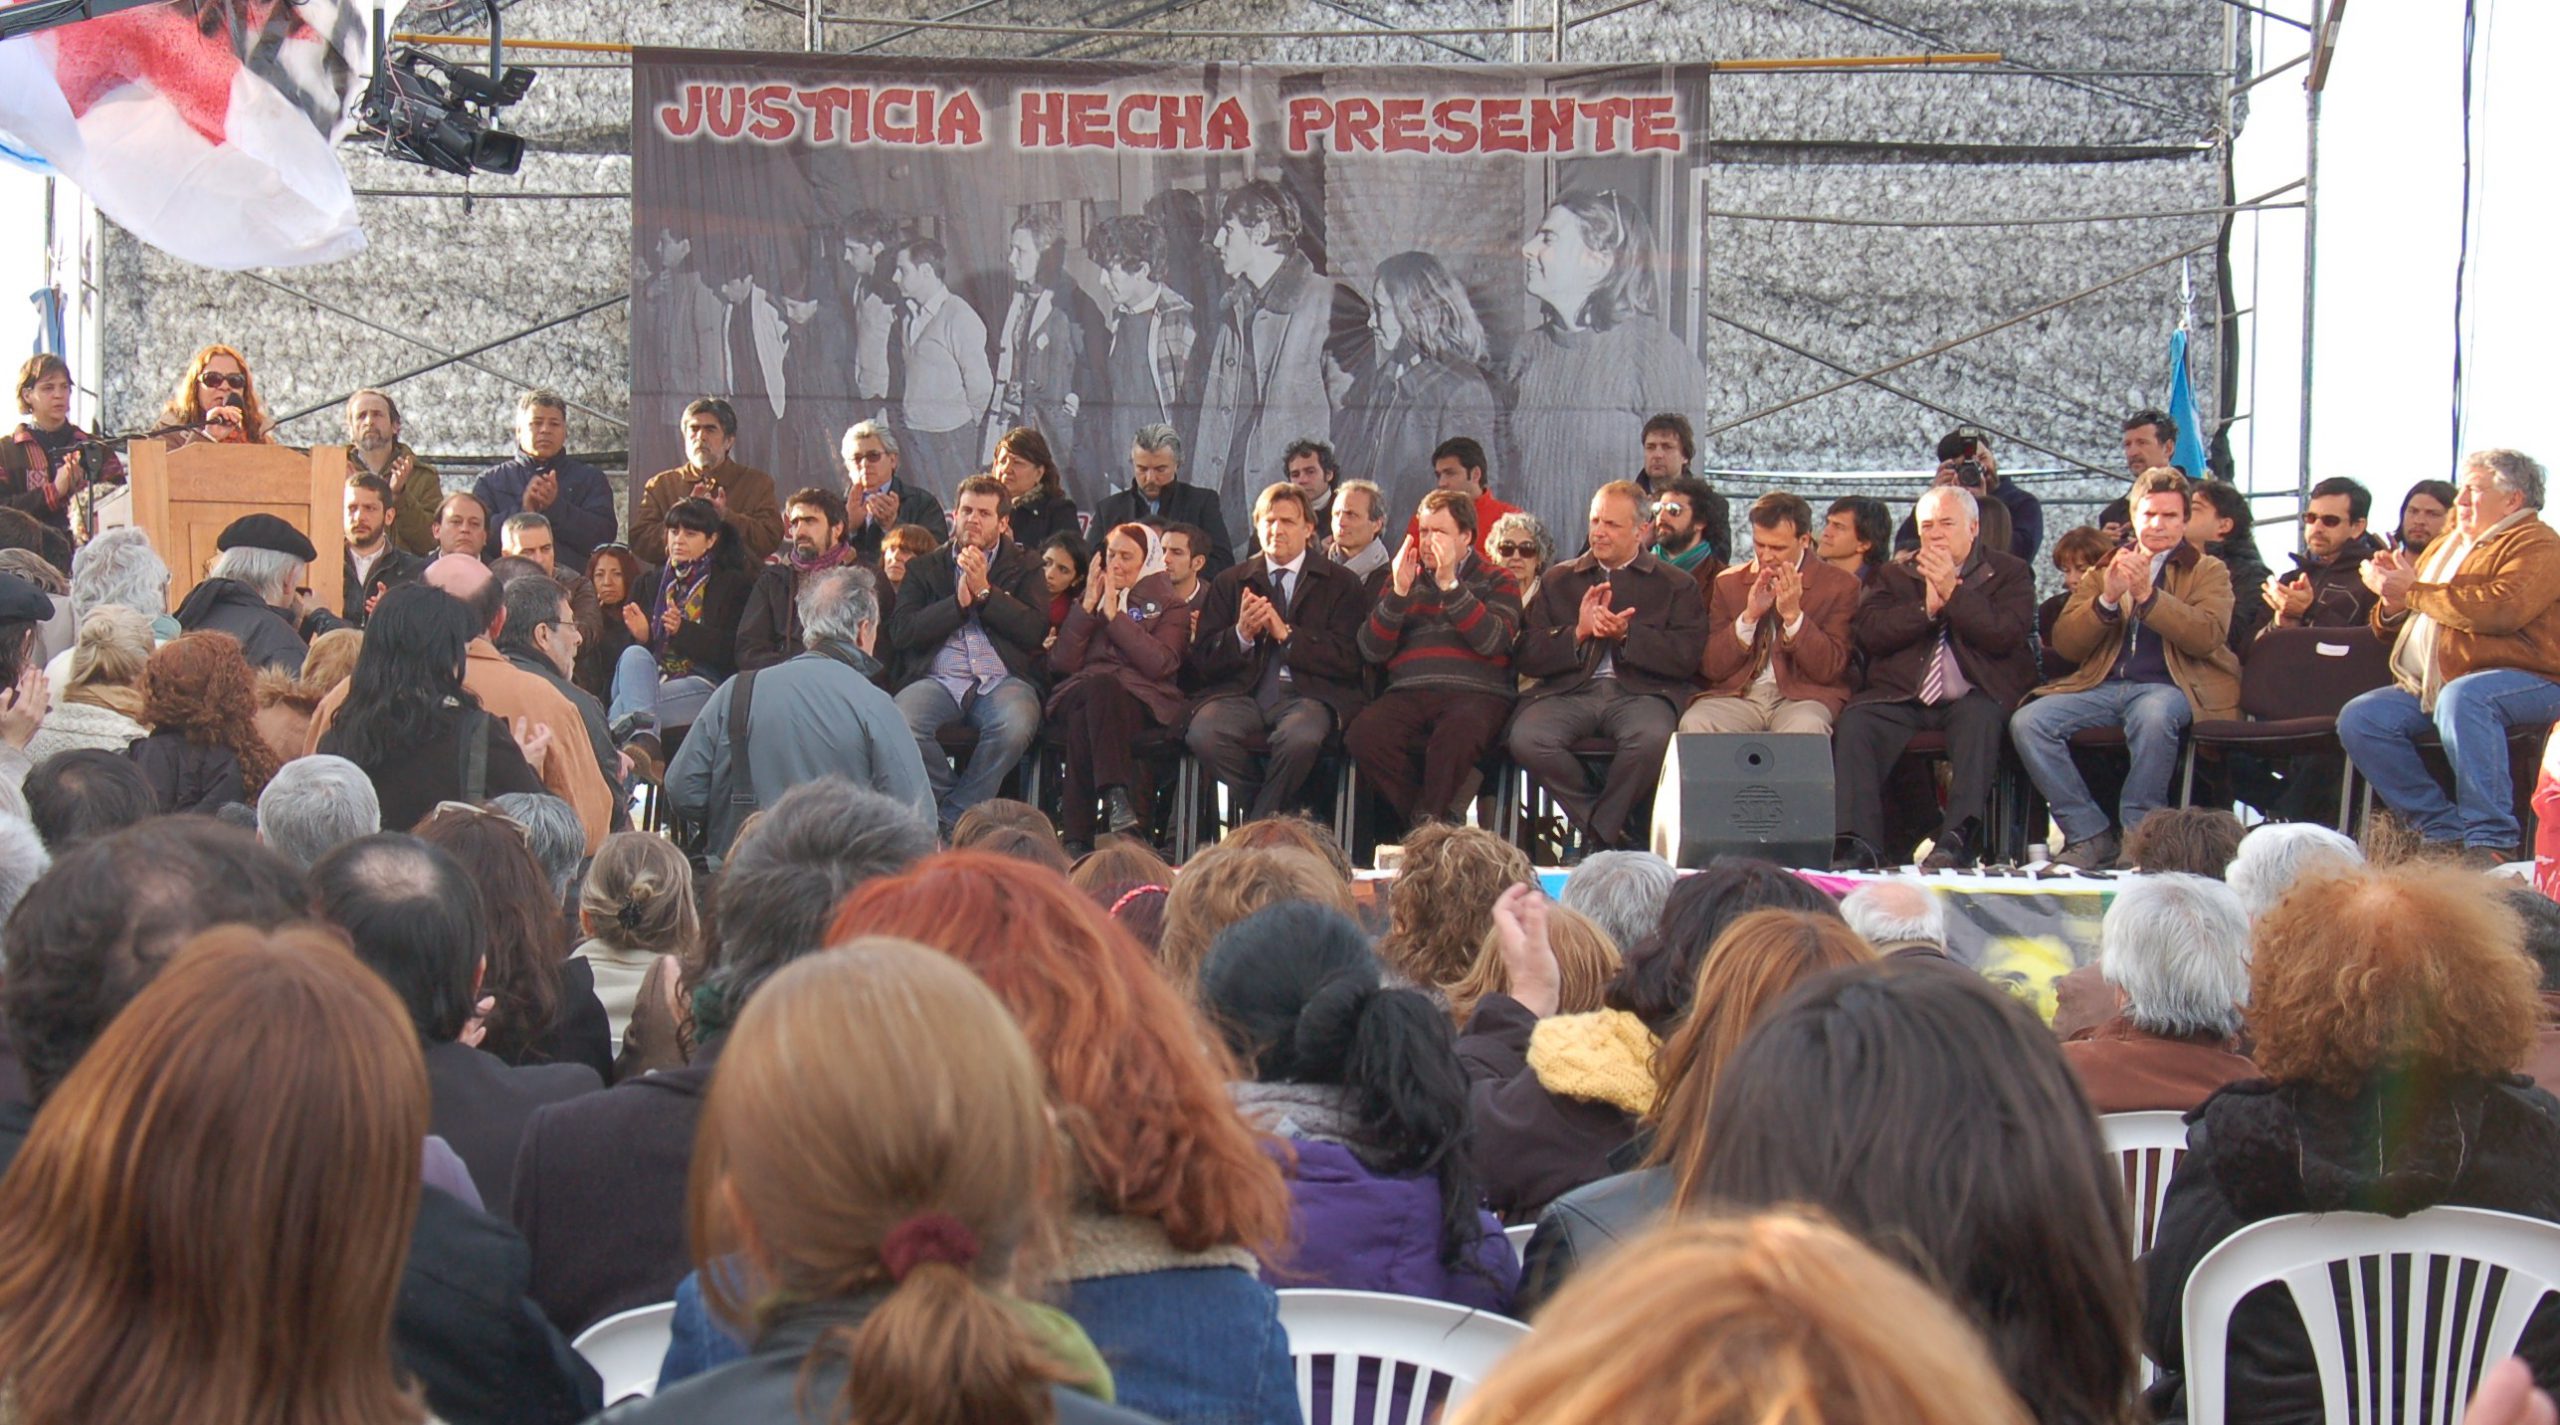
[224,393,245,411]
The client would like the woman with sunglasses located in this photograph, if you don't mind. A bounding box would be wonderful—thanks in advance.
[1507,191,1711,545]
[157,344,273,446]
[1486,510,1553,608]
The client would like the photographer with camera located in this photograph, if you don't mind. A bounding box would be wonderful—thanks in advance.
[1,355,122,541]
[1894,431,2039,564]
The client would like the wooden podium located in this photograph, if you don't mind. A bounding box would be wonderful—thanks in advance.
[127,441,346,616]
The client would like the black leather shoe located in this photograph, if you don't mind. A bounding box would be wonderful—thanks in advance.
[1103,786,1143,834]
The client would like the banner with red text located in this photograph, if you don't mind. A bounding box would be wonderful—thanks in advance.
[630,50,1714,548]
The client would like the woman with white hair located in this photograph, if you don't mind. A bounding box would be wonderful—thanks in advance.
[2224,821,2363,922]
[2059,872,2257,1114]
[47,527,173,685]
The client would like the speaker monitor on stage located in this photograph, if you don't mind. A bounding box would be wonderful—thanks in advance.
[1650,733,1835,869]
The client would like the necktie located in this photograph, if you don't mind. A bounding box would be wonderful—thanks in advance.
[1271,567,1292,620]
[1921,631,1952,705]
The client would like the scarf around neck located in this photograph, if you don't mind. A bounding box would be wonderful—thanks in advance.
[780,540,856,576]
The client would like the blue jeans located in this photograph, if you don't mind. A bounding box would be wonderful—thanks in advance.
[2010,680,2192,844]
[2336,670,2560,848]
[894,675,1040,830]
[607,644,714,732]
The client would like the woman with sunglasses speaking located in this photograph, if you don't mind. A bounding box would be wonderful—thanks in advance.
[157,344,275,447]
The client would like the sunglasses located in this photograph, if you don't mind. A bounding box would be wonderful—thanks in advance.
[1495,542,1540,558]
[2300,512,2349,528]
[199,370,246,391]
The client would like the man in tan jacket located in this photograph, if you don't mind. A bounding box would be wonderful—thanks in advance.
[629,397,783,566]
[2011,468,2240,870]
[2338,448,2560,866]
[1682,491,1860,735]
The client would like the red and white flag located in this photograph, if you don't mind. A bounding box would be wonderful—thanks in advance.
[0,0,371,269]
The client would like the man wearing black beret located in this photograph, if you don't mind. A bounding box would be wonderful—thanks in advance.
[172,513,316,672]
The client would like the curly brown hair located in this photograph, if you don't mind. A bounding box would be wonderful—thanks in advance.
[1156,845,1351,992]
[140,632,279,796]
[1376,824,1534,990]
[2249,863,2540,1096]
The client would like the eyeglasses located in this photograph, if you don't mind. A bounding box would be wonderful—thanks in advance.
[1495,542,1540,558]
[850,450,891,464]
[199,371,246,390]
[2301,512,2348,528]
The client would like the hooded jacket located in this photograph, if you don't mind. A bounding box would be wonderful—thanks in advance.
[2142,1074,2560,1424]
[1456,997,1654,1218]
[1233,1081,1517,1313]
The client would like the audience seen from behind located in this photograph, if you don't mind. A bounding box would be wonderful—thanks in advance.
[0,818,601,1424]
[2058,872,2258,1114]
[1458,860,1839,1218]
[20,747,154,852]
[1555,847,1673,955]
[1155,841,1353,990]
[1374,822,1533,997]
[2142,864,2560,1424]
[415,802,610,1082]
[573,830,699,1066]
[0,930,438,1425]
[308,833,599,1220]
[24,604,148,764]
[509,780,934,1339]
[1201,901,1518,1310]
[804,853,1298,1425]
[598,940,1154,1425]
[1516,907,1874,1310]
[1442,902,1621,1031]
[128,629,276,815]
[1699,960,2142,1425]
[1454,1215,2036,1425]
[1837,875,1951,959]
[255,751,380,868]
[316,585,547,832]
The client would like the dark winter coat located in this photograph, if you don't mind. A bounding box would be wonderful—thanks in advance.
[1454,994,1645,1219]
[126,728,247,814]
[1514,1163,1675,1317]
[2142,1074,2560,1424]
[172,576,306,673]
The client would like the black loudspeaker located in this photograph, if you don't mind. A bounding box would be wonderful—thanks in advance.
[1649,733,1835,869]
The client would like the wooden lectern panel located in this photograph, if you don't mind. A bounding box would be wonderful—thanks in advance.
[127,441,346,616]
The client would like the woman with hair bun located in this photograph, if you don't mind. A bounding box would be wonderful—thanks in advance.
[575,830,702,1066]
[1199,901,1517,1311]
[26,604,151,764]
[599,938,1158,1425]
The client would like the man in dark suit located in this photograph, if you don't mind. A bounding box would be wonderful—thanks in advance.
[0,819,599,1425]
[308,834,599,1218]
[1184,481,1369,822]
[508,782,934,1336]
[1506,480,1710,851]
[880,473,1051,834]
[1089,421,1235,578]
[1833,485,2040,870]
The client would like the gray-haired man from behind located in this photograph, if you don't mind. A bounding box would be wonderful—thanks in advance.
[666,565,935,856]
[256,753,381,869]
[1838,877,1951,960]
[2057,871,2258,1113]
[1558,849,1674,955]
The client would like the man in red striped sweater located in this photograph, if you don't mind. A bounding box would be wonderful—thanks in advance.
[1345,488,1524,832]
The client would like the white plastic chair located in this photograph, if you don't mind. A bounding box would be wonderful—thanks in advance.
[1504,1222,1536,1254]
[2181,1206,2560,1425]
[2101,1110,2192,1257]
[571,1301,678,1405]
[1276,1288,1532,1425]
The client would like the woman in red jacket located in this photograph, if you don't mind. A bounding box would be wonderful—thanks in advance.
[1047,521,1187,852]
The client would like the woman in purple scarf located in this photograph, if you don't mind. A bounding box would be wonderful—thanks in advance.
[607,497,753,760]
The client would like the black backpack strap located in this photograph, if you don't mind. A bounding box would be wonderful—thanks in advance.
[727,668,759,811]
[459,707,490,803]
